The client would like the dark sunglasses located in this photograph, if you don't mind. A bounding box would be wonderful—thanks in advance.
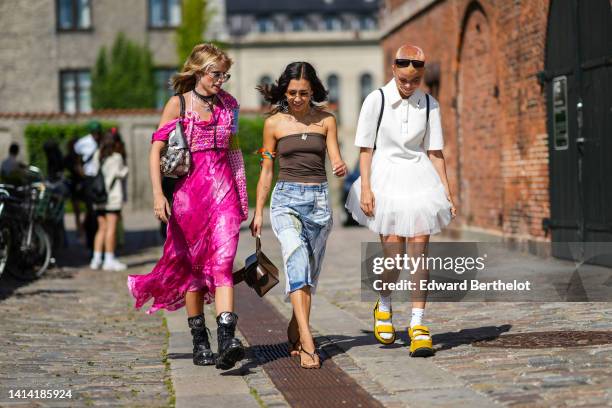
[395,59,425,68]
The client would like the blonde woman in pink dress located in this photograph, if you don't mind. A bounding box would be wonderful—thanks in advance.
[127,44,249,370]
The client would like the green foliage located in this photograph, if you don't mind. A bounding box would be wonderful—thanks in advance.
[92,33,156,109]
[23,122,116,177]
[25,117,268,207]
[176,0,211,65]
[236,116,277,206]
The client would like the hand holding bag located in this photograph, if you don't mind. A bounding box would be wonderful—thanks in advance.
[233,237,279,297]
[160,94,191,178]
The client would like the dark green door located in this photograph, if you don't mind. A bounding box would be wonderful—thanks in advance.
[545,0,612,263]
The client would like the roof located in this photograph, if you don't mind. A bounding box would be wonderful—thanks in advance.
[226,0,380,15]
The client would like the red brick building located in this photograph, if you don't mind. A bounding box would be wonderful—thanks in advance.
[380,0,612,252]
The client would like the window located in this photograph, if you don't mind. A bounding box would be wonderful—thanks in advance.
[57,0,92,31]
[257,16,275,33]
[359,15,377,31]
[149,0,181,29]
[327,74,340,105]
[60,70,91,114]
[155,68,177,109]
[324,15,343,31]
[291,15,306,32]
[360,73,373,105]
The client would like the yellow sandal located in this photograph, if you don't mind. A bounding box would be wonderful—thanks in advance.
[408,325,434,357]
[373,300,396,345]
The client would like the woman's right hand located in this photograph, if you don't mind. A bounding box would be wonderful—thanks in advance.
[250,214,263,237]
[360,188,375,217]
[153,193,171,223]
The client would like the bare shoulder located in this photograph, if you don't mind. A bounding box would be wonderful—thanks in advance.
[316,109,337,126]
[163,95,182,117]
[263,112,283,133]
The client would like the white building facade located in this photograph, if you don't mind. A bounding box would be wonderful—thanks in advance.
[223,0,383,163]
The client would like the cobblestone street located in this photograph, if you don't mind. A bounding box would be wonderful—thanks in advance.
[0,220,171,407]
[240,212,612,408]
[1,211,611,407]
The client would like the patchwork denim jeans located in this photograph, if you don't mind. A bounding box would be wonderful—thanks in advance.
[270,181,333,297]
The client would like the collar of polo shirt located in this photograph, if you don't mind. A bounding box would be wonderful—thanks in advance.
[384,78,425,108]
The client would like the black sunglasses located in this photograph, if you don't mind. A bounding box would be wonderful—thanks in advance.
[395,59,425,68]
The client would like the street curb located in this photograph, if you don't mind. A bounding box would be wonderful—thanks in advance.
[164,309,261,408]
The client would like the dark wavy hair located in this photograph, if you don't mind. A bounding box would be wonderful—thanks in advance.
[257,62,328,114]
[99,129,126,164]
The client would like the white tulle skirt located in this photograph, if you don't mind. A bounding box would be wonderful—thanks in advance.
[345,154,452,237]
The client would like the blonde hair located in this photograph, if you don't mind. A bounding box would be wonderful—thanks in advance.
[171,43,233,94]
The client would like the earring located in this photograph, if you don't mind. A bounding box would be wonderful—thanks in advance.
[278,99,289,113]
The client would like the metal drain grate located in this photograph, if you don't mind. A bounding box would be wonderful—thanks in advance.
[472,331,612,348]
[235,284,383,408]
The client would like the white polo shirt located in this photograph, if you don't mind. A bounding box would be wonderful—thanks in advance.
[354,79,444,162]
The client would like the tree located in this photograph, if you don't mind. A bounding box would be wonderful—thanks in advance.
[175,0,213,65]
[92,33,156,109]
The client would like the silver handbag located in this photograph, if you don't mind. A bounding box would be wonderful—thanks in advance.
[160,94,191,178]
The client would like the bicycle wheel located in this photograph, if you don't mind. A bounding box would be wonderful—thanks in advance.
[0,222,11,278]
[8,223,51,281]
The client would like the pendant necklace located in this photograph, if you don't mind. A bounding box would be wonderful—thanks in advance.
[193,88,215,112]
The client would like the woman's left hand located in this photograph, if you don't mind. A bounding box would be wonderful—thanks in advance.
[447,194,457,219]
[332,160,347,177]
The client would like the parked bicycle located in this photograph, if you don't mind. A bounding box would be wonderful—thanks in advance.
[0,167,65,280]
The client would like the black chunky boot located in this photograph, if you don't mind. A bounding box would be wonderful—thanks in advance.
[187,314,215,366]
[215,312,245,370]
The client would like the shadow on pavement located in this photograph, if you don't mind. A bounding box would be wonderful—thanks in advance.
[56,228,163,269]
[166,325,513,377]
[317,324,512,359]
[432,324,512,351]
[0,259,81,302]
[0,226,163,302]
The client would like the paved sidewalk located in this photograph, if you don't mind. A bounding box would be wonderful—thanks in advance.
[3,209,611,407]
[165,307,261,408]
[240,213,612,407]
[0,224,171,407]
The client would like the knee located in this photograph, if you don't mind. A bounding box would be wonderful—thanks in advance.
[277,228,305,264]
[97,219,107,233]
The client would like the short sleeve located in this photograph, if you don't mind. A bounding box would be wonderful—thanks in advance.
[354,90,383,148]
[423,96,444,151]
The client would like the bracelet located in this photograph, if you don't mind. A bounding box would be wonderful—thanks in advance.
[257,148,276,165]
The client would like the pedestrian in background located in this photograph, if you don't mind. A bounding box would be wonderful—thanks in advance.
[65,137,86,239]
[250,61,347,369]
[42,139,69,249]
[128,43,248,371]
[89,129,129,271]
[0,143,27,184]
[74,121,104,251]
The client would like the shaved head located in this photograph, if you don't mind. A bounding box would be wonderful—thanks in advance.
[392,44,426,98]
[395,44,426,61]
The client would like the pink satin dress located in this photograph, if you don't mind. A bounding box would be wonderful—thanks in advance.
[127,90,248,314]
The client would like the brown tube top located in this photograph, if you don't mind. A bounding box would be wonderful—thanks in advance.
[276,133,327,183]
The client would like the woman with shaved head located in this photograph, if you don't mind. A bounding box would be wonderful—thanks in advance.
[346,45,457,357]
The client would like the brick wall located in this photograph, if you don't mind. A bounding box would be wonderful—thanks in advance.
[382,0,551,241]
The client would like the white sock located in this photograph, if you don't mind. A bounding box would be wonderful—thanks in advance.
[104,252,115,263]
[410,308,424,328]
[378,295,391,312]
[410,308,430,340]
[376,295,393,340]
[92,251,102,262]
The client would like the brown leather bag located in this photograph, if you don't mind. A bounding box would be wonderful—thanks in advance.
[233,237,279,297]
